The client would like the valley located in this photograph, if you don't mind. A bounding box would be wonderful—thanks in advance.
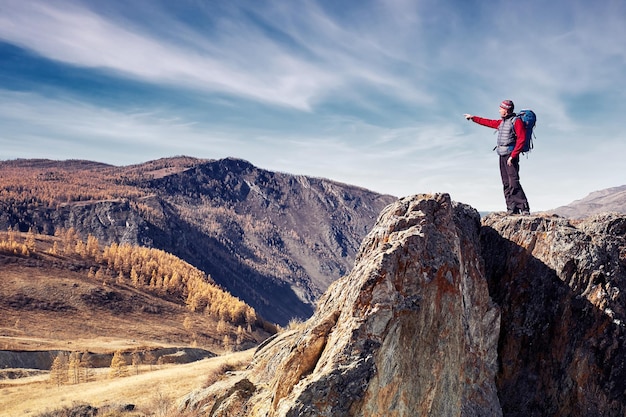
[1,349,254,416]
[0,156,393,416]
[0,229,272,416]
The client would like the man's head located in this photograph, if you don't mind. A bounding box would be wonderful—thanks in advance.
[499,99,514,117]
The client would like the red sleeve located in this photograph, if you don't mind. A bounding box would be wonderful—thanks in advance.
[510,118,527,159]
[470,116,501,129]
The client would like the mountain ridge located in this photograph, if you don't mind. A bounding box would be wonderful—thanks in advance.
[0,156,396,325]
[550,184,626,219]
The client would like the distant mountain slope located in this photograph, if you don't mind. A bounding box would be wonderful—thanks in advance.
[0,157,396,325]
[550,185,626,219]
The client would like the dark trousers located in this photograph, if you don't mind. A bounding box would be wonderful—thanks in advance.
[499,155,529,213]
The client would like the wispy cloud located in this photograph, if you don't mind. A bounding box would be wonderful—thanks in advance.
[0,0,443,111]
[0,90,235,159]
[0,0,624,211]
[0,1,335,109]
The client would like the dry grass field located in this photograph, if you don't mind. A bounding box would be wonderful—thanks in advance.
[0,260,230,353]
[0,349,254,416]
[0,232,273,416]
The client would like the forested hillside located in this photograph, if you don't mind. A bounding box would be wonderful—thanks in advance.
[0,228,274,353]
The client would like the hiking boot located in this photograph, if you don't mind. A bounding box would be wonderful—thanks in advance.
[506,208,519,215]
[520,210,530,215]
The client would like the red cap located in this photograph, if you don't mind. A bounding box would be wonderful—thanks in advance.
[500,100,514,111]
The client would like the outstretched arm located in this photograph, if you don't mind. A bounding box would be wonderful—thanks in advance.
[464,115,501,129]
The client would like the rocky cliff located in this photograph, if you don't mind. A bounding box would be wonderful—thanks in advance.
[482,212,626,416]
[180,194,502,416]
[180,194,626,417]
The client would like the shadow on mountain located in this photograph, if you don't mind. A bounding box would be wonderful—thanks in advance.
[481,221,626,417]
[145,204,313,325]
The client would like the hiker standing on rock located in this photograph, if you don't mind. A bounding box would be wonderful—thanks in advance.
[464,99,530,215]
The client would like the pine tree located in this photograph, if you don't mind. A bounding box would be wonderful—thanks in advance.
[81,351,93,383]
[68,352,81,384]
[50,353,68,386]
[109,350,128,378]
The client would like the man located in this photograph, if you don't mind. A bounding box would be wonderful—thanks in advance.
[464,99,530,215]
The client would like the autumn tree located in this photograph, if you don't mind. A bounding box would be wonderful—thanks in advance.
[109,350,128,378]
[216,319,227,334]
[68,351,81,384]
[25,228,36,252]
[222,334,232,351]
[236,325,245,347]
[1,226,264,335]
[48,241,59,255]
[81,351,94,383]
[86,234,100,259]
[50,353,68,386]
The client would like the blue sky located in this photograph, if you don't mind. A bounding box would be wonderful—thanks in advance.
[0,0,624,212]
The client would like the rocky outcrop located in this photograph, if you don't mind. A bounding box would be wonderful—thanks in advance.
[180,193,502,416]
[481,212,626,416]
[182,195,626,416]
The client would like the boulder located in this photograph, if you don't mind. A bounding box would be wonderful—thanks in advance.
[182,194,502,416]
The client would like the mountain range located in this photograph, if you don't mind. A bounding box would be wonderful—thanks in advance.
[1,157,623,325]
[0,157,395,325]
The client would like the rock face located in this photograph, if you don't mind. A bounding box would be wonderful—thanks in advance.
[481,212,626,416]
[181,194,502,416]
[182,195,626,416]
